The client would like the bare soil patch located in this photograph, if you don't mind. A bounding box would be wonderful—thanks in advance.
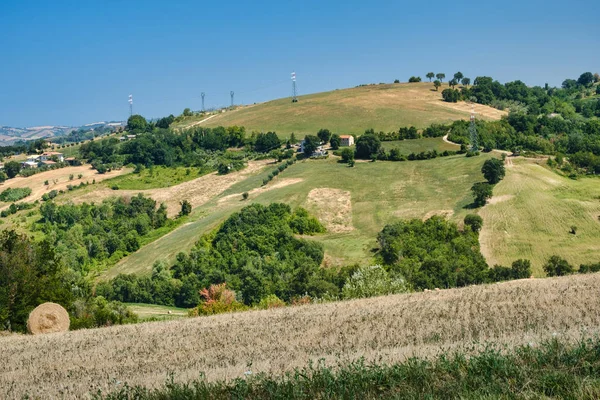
[432,101,507,120]
[306,188,353,233]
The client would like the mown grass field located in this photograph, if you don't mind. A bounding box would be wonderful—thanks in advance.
[102,165,209,190]
[480,157,600,275]
[127,303,188,321]
[107,152,493,278]
[380,137,459,154]
[3,272,600,399]
[175,82,505,137]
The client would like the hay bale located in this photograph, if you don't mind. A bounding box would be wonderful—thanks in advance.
[27,303,70,335]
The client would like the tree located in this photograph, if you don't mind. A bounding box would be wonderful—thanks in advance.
[408,76,422,82]
[454,71,464,82]
[302,135,320,157]
[448,79,458,89]
[317,129,332,144]
[464,214,483,233]
[461,77,471,86]
[426,72,435,82]
[179,200,192,217]
[543,255,574,277]
[126,115,148,133]
[594,73,600,83]
[355,134,381,159]
[330,134,341,150]
[289,132,297,144]
[3,161,20,179]
[471,182,493,207]
[394,79,400,83]
[481,158,506,184]
[0,171,6,183]
[433,80,441,91]
[436,73,445,82]
[254,132,281,152]
[577,72,595,87]
[182,108,193,117]
[341,148,354,163]
[511,259,531,279]
[442,88,460,102]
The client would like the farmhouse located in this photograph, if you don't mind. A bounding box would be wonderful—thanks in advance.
[340,135,354,147]
[21,156,40,169]
[40,151,64,162]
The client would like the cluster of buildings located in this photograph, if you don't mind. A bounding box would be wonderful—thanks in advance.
[298,134,355,157]
[20,152,74,169]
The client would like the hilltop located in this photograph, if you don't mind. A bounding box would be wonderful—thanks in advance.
[175,82,506,136]
[2,272,599,398]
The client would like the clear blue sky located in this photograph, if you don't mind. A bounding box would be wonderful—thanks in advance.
[1,0,598,127]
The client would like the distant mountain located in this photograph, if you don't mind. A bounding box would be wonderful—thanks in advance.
[0,121,124,145]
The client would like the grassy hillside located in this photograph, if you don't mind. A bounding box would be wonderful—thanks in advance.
[175,82,506,137]
[480,157,600,274]
[106,147,487,278]
[3,272,600,399]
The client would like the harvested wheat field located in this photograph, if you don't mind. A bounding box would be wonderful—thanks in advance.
[3,273,600,399]
[70,160,271,217]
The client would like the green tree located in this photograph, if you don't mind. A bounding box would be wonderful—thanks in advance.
[577,72,595,87]
[426,72,435,82]
[4,161,21,179]
[355,134,381,159]
[126,115,148,133]
[464,214,483,233]
[454,71,464,82]
[341,148,354,163]
[543,255,574,277]
[330,134,341,150]
[471,182,493,207]
[179,200,192,217]
[408,76,422,82]
[481,158,506,184]
[302,135,320,157]
[289,132,297,144]
[0,170,7,183]
[433,80,441,91]
[461,77,471,86]
[254,132,281,152]
[511,259,531,279]
[436,73,445,82]
[317,129,332,144]
[182,108,193,117]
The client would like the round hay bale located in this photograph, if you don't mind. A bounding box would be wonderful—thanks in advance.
[27,302,70,335]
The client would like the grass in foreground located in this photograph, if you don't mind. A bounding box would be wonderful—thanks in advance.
[95,337,600,399]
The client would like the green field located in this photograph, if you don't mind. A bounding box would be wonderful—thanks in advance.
[103,166,208,190]
[105,154,494,278]
[380,137,460,154]
[175,82,505,137]
[127,303,188,321]
[480,158,600,275]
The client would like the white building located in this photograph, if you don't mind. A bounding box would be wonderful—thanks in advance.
[339,135,355,147]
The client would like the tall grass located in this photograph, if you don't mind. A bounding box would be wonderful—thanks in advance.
[95,337,600,399]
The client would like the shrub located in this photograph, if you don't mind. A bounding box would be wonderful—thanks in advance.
[242,192,249,200]
[0,187,32,202]
[340,148,354,163]
[179,200,192,216]
[257,294,286,310]
[464,214,483,233]
[193,283,247,316]
[471,182,493,207]
[543,255,574,277]
[342,265,409,299]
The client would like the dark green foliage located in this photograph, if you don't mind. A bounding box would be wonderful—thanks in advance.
[355,133,381,159]
[4,161,21,178]
[0,201,35,218]
[126,114,148,133]
[482,158,506,184]
[155,114,175,129]
[37,194,170,271]
[488,259,531,282]
[340,148,354,163]
[471,182,493,207]
[262,158,296,186]
[70,296,138,330]
[544,255,574,277]
[578,72,595,87]
[442,88,460,102]
[254,131,281,153]
[302,135,320,157]
[329,134,341,150]
[0,231,74,332]
[101,204,326,307]
[377,216,488,290]
[408,76,421,82]
[317,128,331,143]
[464,214,483,233]
[579,262,600,274]
[179,200,192,217]
[0,187,32,202]
[96,337,600,399]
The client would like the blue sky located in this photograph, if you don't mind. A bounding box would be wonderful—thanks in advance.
[1,0,598,127]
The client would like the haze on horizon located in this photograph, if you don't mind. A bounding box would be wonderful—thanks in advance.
[0,0,598,127]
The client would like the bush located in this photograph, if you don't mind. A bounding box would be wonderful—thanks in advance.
[0,187,32,202]
[543,255,574,277]
[340,148,354,163]
[342,265,409,299]
[464,214,483,233]
[179,200,192,217]
[257,294,286,309]
[242,192,249,200]
[471,182,493,207]
[191,283,247,316]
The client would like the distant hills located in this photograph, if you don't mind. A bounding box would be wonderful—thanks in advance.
[0,121,124,145]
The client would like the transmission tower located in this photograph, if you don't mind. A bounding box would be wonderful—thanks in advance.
[291,71,298,103]
[128,94,133,117]
[201,92,205,111]
[469,106,479,152]
[230,91,234,108]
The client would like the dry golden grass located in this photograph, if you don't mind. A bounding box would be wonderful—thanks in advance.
[2,273,600,399]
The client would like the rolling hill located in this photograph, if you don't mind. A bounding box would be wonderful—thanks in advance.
[175,82,506,136]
